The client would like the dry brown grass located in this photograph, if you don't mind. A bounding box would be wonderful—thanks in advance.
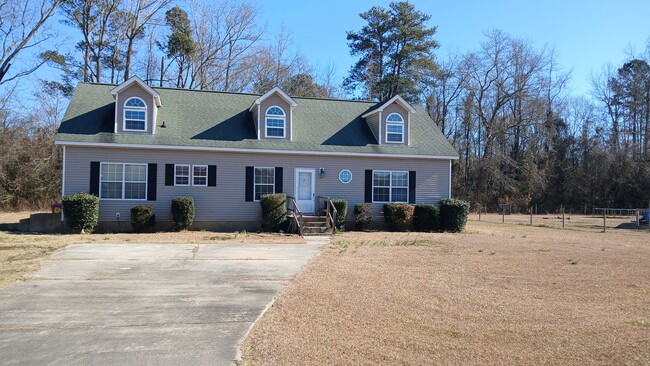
[0,229,304,289]
[240,220,650,365]
[472,212,648,232]
[0,212,42,224]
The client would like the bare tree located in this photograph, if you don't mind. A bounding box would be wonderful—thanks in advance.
[61,0,121,83]
[0,0,64,85]
[121,0,171,81]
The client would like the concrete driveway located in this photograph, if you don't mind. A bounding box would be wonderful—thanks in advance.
[0,238,326,365]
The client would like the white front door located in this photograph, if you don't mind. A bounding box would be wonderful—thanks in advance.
[295,168,315,214]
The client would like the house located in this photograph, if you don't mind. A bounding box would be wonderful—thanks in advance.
[55,76,459,231]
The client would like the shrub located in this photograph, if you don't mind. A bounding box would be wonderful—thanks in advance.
[130,205,155,232]
[330,198,348,230]
[354,203,373,231]
[439,198,470,233]
[260,193,287,232]
[171,196,195,231]
[413,204,440,232]
[62,192,99,233]
[384,203,415,231]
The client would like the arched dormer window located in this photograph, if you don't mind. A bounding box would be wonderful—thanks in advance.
[123,97,147,131]
[385,113,404,143]
[265,106,285,138]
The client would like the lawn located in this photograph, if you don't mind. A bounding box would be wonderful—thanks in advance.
[0,218,304,289]
[240,220,650,365]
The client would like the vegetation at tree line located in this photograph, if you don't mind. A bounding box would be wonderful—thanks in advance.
[1,0,648,212]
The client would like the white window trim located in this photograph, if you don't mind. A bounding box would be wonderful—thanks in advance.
[339,169,352,184]
[385,113,404,144]
[192,164,208,187]
[264,105,286,139]
[99,162,148,201]
[174,164,191,186]
[371,170,409,203]
[174,164,210,187]
[254,166,275,202]
[123,97,148,132]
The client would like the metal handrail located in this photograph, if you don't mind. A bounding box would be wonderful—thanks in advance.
[286,195,303,235]
[318,196,338,230]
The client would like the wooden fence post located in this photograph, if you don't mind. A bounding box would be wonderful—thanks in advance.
[603,209,606,233]
[530,207,533,226]
[562,205,565,229]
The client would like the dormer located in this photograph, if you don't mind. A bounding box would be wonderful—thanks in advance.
[362,95,416,146]
[110,76,162,135]
[249,87,297,141]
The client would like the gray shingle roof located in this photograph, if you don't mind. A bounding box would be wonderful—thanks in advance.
[56,83,459,158]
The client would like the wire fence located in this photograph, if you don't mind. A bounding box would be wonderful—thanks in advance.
[471,206,650,233]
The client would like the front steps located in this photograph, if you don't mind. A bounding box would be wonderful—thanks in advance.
[300,215,332,236]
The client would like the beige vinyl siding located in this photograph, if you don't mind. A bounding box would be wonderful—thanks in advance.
[366,113,380,143]
[63,146,451,223]
[382,103,409,145]
[259,94,291,140]
[251,104,260,138]
[116,83,156,133]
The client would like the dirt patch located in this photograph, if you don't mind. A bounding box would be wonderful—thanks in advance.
[240,220,650,365]
[0,230,304,289]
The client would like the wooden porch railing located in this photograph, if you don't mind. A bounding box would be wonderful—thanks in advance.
[318,196,338,231]
[286,195,304,236]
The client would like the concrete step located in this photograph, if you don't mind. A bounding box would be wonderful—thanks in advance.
[301,225,332,235]
[18,218,30,232]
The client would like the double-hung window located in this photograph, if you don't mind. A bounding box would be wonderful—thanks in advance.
[254,167,275,201]
[385,113,404,143]
[174,164,208,186]
[123,97,147,131]
[175,164,190,186]
[193,165,208,186]
[100,163,147,200]
[372,170,408,203]
[265,106,285,138]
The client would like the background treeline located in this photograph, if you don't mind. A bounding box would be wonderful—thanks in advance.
[430,30,650,212]
[0,0,648,212]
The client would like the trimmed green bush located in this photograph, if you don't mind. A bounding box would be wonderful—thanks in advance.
[62,192,99,233]
[413,204,440,232]
[171,196,195,231]
[384,203,415,231]
[439,198,470,233]
[260,193,287,232]
[130,205,155,232]
[354,203,373,231]
[330,198,348,230]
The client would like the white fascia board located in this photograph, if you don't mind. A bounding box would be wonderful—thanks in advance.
[111,76,161,107]
[61,145,66,221]
[56,141,460,160]
[248,86,298,111]
[361,95,417,118]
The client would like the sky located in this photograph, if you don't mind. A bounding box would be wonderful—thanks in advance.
[11,0,650,101]
[249,0,650,97]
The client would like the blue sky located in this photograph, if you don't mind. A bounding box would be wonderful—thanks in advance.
[252,0,650,97]
[12,0,650,100]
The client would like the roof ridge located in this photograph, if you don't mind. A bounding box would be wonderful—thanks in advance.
[78,82,379,104]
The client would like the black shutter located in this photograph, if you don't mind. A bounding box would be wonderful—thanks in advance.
[409,171,416,204]
[364,169,373,203]
[147,163,157,201]
[245,166,254,202]
[208,165,217,187]
[274,167,283,193]
[89,162,100,196]
[165,164,174,186]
